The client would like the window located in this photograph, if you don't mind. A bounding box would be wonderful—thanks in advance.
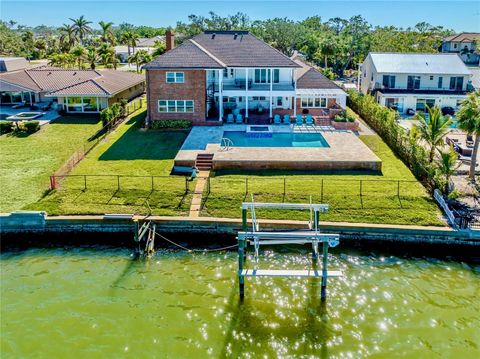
[252,96,266,101]
[438,76,443,89]
[385,98,404,112]
[254,69,280,83]
[449,76,464,91]
[166,72,184,83]
[301,97,327,108]
[453,43,458,49]
[382,75,396,89]
[416,98,435,111]
[158,100,194,113]
[277,96,283,106]
[430,76,434,80]
[407,76,421,90]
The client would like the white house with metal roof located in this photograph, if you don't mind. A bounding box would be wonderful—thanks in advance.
[359,52,473,114]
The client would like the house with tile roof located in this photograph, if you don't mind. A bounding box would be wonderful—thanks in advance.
[144,31,346,125]
[0,63,145,113]
[359,52,474,114]
[441,33,480,65]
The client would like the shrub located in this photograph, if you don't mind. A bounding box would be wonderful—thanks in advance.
[333,112,355,122]
[0,121,13,134]
[23,120,40,133]
[151,120,191,129]
[100,107,113,126]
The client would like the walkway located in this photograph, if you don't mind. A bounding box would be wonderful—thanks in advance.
[189,171,210,217]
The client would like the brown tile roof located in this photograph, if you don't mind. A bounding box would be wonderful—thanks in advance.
[0,66,144,97]
[144,39,224,69]
[443,32,480,42]
[292,56,342,90]
[144,30,300,69]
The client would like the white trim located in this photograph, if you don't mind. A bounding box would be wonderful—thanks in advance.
[166,72,185,83]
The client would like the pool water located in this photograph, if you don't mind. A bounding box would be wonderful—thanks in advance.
[224,131,330,147]
[1,246,479,357]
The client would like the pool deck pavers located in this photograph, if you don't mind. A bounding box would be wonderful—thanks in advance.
[175,125,382,171]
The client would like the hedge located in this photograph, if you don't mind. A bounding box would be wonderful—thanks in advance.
[347,90,439,191]
[151,120,191,129]
[0,121,13,134]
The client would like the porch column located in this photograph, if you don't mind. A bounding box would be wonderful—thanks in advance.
[96,97,100,112]
[293,95,297,116]
[29,92,32,106]
[218,69,223,121]
[65,97,69,113]
[293,68,297,116]
[245,68,249,119]
[269,68,273,118]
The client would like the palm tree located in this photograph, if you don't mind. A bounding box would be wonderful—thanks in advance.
[70,45,86,69]
[456,91,480,181]
[415,106,452,162]
[69,15,92,45]
[120,31,134,56]
[128,50,152,72]
[59,23,76,51]
[33,39,47,59]
[86,47,98,69]
[436,147,460,194]
[99,21,115,45]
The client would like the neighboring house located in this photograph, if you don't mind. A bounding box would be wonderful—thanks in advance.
[144,30,346,125]
[115,35,165,63]
[441,33,480,65]
[0,57,29,73]
[359,52,473,114]
[0,64,145,113]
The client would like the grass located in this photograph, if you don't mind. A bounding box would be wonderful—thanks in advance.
[0,116,102,212]
[25,110,443,226]
[201,135,444,226]
[27,110,193,216]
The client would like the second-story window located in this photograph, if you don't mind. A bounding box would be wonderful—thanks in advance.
[407,76,421,90]
[166,72,184,83]
[449,76,464,91]
[382,75,395,89]
[254,69,280,83]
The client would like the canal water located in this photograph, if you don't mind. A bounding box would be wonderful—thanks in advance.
[1,246,479,358]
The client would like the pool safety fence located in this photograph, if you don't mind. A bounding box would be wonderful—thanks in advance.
[205,176,420,202]
[49,174,192,193]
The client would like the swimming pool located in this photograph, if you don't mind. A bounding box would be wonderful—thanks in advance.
[223,131,330,148]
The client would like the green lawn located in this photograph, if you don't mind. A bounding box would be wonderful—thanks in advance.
[27,110,192,216]
[26,110,443,226]
[0,116,102,212]
[201,136,444,226]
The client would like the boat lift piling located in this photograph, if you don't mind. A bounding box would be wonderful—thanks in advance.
[134,218,156,257]
[238,199,341,302]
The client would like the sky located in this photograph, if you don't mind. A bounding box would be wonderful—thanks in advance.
[1,0,479,32]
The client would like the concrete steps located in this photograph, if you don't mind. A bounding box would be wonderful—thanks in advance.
[195,153,214,171]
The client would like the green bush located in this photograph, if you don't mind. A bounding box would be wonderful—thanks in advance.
[23,120,40,133]
[151,120,191,129]
[0,121,14,134]
[347,90,438,191]
[333,112,355,122]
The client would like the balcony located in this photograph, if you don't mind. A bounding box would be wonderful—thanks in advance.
[222,79,295,91]
[372,84,468,96]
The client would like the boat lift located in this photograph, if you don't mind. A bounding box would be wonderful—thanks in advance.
[237,197,341,301]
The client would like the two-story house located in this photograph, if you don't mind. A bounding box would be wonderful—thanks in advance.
[441,33,480,65]
[144,31,346,125]
[359,52,473,114]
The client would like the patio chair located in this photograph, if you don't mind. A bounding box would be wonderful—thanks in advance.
[283,114,291,124]
[226,114,234,124]
[305,114,314,125]
[273,114,281,125]
[235,114,243,124]
[466,135,474,147]
[295,114,303,125]
[232,108,240,116]
[12,101,26,109]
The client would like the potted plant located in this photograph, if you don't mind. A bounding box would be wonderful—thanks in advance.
[332,111,359,131]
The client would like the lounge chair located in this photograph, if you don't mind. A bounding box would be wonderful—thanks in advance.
[226,114,234,124]
[12,102,26,109]
[305,114,314,125]
[295,114,303,125]
[273,114,281,124]
[283,114,291,124]
[235,114,243,124]
[466,135,474,147]
[232,108,240,116]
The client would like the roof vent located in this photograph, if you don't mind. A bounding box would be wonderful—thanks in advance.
[426,62,428,66]
[73,72,77,76]
[211,33,216,39]
[234,33,238,40]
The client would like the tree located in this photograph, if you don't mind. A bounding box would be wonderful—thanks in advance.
[48,53,75,68]
[33,38,47,59]
[128,49,152,72]
[70,45,86,69]
[436,147,460,194]
[415,106,452,162]
[86,46,98,69]
[151,40,166,57]
[59,23,76,51]
[21,31,35,59]
[69,15,92,44]
[99,21,115,45]
[456,91,480,181]
[120,31,135,56]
